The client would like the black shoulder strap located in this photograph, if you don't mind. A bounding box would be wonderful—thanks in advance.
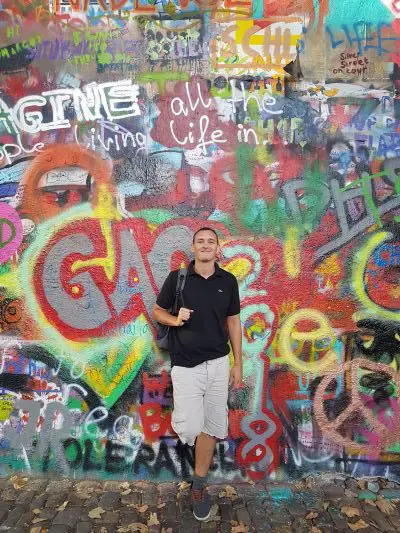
[173,267,187,313]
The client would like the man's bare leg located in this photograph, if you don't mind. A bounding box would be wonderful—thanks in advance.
[195,432,216,477]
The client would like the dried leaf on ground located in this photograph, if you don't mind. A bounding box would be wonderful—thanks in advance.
[121,489,132,496]
[218,485,238,500]
[120,482,130,490]
[323,502,329,510]
[177,481,191,491]
[100,528,108,533]
[56,501,68,512]
[208,504,220,520]
[231,522,249,533]
[364,499,376,507]
[32,509,41,515]
[348,519,369,531]
[157,503,166,509]
[248,480,255,486]
[357,480,366,490]
[310,527,322,533]
[88,507,106,519]
[376,499,395,514]
[341,506,361,518]
[30,528,42,533]
[306,511,318,520]
[117,525,148,533]
[138,504,149,513]
[32,518,47,524]
[11,476,28,490]
[147,513,160,526]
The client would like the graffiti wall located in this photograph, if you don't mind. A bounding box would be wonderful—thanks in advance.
[0,0,400,482]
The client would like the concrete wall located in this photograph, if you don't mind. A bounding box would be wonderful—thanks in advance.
[0,0,399,481]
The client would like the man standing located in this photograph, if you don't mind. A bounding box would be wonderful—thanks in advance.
[152,227,242,521]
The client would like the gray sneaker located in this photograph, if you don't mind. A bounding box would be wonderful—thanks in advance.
[191,486,212,521]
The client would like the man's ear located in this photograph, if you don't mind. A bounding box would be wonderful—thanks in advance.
[191,243,195,254]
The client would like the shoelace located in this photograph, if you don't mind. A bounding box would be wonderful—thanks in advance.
[191,488,204,501]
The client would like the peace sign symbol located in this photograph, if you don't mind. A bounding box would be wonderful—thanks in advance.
[314,358,400,454]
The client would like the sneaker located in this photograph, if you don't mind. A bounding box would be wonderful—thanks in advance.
[191,486,212,521]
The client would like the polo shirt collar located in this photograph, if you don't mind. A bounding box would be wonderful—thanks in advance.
[188,260,223,277]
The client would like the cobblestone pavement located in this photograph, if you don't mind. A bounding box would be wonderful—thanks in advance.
[1,475,400,532]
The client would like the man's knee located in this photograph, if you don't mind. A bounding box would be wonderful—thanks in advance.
[172,417,202,447]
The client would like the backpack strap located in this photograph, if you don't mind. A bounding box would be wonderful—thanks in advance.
[172,267,187,313]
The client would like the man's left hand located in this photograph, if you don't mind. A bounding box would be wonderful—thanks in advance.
[229,364,243,389]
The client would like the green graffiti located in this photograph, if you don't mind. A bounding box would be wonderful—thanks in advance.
[237,145,327,239]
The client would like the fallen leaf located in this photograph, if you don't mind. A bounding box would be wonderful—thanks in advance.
[323,502,329,510]
[100,528,108,533]
[348,519,369,531]
[218,485,238,500]
[12,476,28,490]
[32,518,48,524]
[310,528,322,533]
[121,489,132,496]
[357,480,366,490]
[248,480,255,486]
[30,528,42,533]
[157,503,166,509]
[138,504,149,513]
[56,501,68,512]
[117,525,148,533]
[32,509,41,515]
[120,482,130,490]
[231,522,248,533]
[364,499,376,507]
[208,504,220,520]
[147,513,160,526]
[341,506,361,518]
[376,498,395,514]
[177,481,191,491]
[306,511,318,520]
[88,507,106,519]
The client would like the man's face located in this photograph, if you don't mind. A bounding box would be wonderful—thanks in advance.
[191,230,219,263]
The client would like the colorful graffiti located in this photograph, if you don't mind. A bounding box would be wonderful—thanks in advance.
[0,0,400,483]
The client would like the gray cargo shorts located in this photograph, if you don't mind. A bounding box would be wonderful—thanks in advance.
[170,355,230,446]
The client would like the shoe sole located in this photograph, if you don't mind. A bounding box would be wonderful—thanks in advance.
[192,509,212,521]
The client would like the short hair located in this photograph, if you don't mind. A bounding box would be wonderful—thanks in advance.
[192,227,219,244]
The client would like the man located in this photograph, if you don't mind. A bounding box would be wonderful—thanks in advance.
[152,227,242,521]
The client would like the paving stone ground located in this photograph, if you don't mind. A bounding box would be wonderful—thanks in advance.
[1,474,400,532]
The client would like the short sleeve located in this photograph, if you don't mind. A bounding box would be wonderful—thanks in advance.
[227,277,240,316]
[156,272,175,310]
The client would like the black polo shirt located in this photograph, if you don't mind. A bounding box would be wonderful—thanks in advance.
[156,261,240,368]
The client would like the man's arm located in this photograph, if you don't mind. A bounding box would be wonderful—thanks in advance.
[152,304,192,327]
[227,314,242,388]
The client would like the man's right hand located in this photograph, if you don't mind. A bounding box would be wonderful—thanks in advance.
[175,307,193,326]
